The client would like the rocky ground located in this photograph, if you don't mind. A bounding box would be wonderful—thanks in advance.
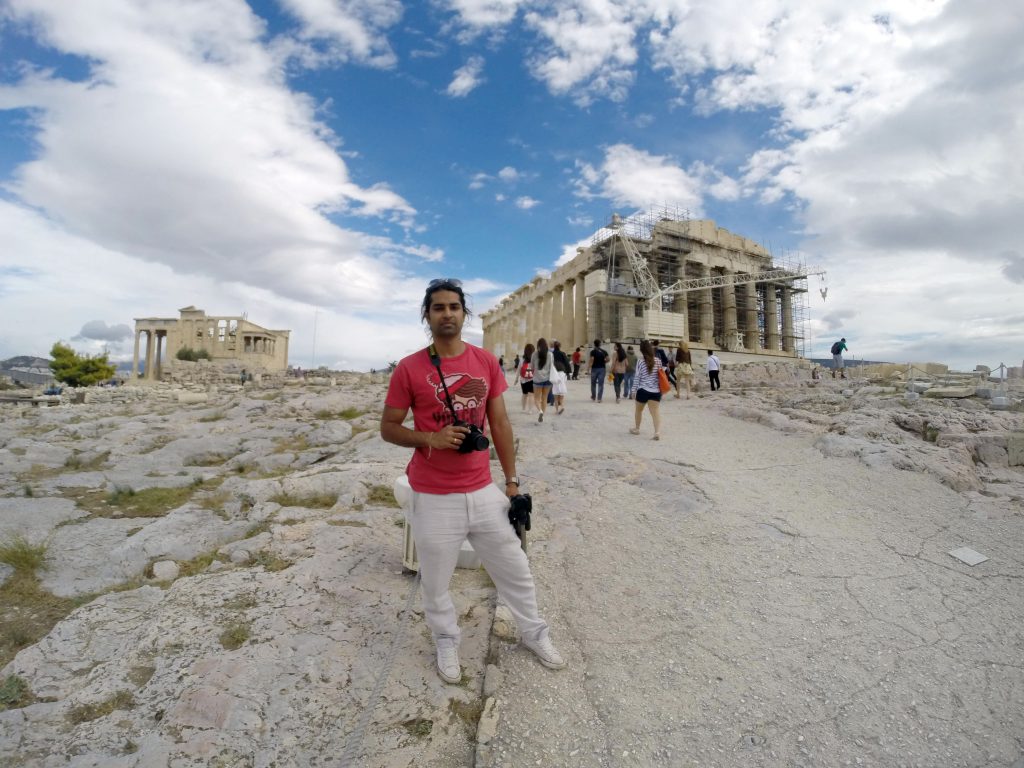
[0,366,1021,767]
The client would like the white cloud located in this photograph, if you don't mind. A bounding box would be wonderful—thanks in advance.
[446,55,486,97]
[498,166,520,182]
[574,144,703,212]
[0,0,424,314]
[515,196,539,209]
[275,0,403,68]
[523,1,638,105]
[442,0,524,28]
[469,172,491,189]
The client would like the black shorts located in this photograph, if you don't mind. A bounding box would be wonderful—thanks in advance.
[520,381,534,394]
[636,388,661,404]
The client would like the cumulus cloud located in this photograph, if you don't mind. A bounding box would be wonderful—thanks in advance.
[275,0,403,68]
[443,0,524,28]
[574,144,703,212]
[0,0,424,312]
[515,196,539,209]
[74,321,133,342]
[446,55,486,97]
[497,166,520,182]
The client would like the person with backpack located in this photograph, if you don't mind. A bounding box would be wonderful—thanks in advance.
[830,338,848,379]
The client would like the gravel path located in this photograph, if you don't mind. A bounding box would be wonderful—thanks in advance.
[479,381,1024,767]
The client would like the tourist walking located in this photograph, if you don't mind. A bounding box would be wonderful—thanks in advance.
[380,278,565,685]
[611,342,627,403]
[624,345,637,398]
[588,339,608,402]
[675,343,694,399]
[707,349,721,391]
[830,338,848,379]
[653,340,676,396]
[517,344,535,412]
[571,347,582,380]
[629,339,664,440]
[531,338,554,423]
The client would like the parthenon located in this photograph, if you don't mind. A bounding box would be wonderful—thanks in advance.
[482,209,809,359]
[132,306,290,380]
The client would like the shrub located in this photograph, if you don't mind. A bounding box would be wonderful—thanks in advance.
[175,347,211,362]
[0,675,33,711]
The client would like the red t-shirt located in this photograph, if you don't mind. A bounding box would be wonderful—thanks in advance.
[385,343,507,494]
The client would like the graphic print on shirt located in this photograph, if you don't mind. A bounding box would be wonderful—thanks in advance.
[428,371,488,428]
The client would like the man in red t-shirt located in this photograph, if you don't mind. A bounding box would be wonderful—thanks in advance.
[381,279,566,684]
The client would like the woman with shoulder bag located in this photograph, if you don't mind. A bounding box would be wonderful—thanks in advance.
[629,339,665,440]
[611,342,627,403]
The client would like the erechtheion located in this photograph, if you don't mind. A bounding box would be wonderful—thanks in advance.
[482,208,816,359]
[132,306,290,380]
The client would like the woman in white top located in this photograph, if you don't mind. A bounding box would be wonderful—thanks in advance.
[629,339,664,440]
[530,338,554,423]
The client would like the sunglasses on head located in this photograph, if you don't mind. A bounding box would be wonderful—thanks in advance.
[428,278,462,289]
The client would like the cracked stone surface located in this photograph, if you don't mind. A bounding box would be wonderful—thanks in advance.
[2,371,1022,767]
[478,374,1023,768]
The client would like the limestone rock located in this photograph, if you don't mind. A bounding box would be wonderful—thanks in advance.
[151,560,180,581]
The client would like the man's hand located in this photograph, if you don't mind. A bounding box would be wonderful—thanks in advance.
[428,423,470,451]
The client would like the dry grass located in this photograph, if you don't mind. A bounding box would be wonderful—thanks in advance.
[268,491,337,509]
[197,411,226,423]
[218,621,251,650]
[0,675,34,712]
[272,434,310,454]
[313,406,365,420]
[366,484,399,508]
[448,698,485,732]
[0,535,47,573]
[249,551,293,572]
[0,571,89,670]
[66,690,135,724]
[63,450,110,471]
[401,717,434,738]
[64,480,218,520]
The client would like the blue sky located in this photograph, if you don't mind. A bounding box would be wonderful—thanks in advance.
[1,0,1021,372]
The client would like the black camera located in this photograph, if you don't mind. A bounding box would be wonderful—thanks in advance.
[508,493,531,532]
[455,421,490,453]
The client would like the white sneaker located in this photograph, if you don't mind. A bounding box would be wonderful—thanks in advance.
[436,639,461,684]
[522,633,566,670]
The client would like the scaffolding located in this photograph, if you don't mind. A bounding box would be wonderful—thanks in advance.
[585,206,818,356]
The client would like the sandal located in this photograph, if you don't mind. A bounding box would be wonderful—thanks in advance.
[652,434,660,441]
[629,428,640,435]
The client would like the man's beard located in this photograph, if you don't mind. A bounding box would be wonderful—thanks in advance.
[431,320,462,339]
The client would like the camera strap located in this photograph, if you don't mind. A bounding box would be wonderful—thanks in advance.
[427,344,481,428]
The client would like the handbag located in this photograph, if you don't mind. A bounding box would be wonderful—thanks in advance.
[658,368,671,394]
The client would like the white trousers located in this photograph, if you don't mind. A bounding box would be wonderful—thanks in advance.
[410,483,548,645]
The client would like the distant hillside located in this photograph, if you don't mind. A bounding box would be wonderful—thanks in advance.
[0,356,51,370]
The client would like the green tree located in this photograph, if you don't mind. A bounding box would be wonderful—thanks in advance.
[49,343,116,387]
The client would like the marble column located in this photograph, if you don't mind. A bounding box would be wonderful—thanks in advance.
[563,279,576,348]
[722,270,737,348]
[132,331,141,380]
[574,275,588,348]
[540,288,553,342]
[155,332,164,380]
[744,280,760,351]
[552,284,565,344]
[765,285,780,351]
[144,330,155,380]
[781,288,795,353]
